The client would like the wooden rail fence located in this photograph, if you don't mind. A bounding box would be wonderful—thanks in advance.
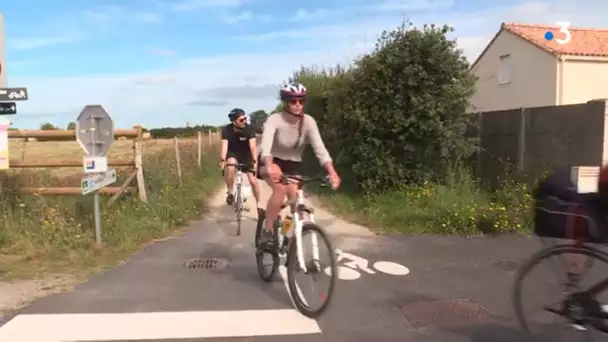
[8,126,148,203]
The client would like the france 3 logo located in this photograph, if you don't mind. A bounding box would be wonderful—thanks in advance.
[544,22,572,45]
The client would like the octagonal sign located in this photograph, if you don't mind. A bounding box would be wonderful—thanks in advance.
[76,105,114,156]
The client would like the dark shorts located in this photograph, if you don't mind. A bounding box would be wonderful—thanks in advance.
[226,151,255,173]
[257,157,302,180]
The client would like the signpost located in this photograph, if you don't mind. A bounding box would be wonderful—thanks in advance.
[0,87,28,101]
[0,102,15,115]
[76,105,115,245]
[82,169,117,195]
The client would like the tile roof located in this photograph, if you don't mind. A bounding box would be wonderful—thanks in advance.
[502,22,608,57]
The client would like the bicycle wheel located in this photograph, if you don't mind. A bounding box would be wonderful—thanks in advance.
[286,223,337,318]
[255,213,280,282]
[235,189,243,236]
[513,244,608,339]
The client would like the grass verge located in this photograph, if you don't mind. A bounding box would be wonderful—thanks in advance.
[313,171,533,236]
[0,141,222,279]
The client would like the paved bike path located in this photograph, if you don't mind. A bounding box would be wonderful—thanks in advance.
[0,180,581,341]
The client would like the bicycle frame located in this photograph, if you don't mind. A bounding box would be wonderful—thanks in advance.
[235,167,243,206]
[279,180,320,274]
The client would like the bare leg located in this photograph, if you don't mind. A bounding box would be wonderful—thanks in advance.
[224,157,237,204]
[246,172,261,208]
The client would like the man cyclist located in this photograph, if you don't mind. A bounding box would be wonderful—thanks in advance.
[258,82,341,243]
[220,108,261,208]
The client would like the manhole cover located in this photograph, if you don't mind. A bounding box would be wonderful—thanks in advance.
[185,258,228,270]
[401,299,494,328]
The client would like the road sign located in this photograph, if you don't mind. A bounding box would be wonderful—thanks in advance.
[81,169,117,195]
[83,156,108,173]
[0,87,28,101]
[0,102,16,115]
[76,105,114,156]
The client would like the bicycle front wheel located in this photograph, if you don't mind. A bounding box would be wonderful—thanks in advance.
[255,212,279,282]
[513,244,608,340]
[235,188,243,236]
[286,223,337,318]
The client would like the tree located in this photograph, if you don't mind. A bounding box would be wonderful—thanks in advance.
[289,21,476,193]
[249,110,269,133]
[67,122,76,130]
[40,122,58,130]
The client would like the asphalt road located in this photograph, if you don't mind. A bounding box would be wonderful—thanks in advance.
[0,181,606,341]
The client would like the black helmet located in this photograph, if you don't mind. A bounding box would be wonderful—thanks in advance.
[228,108,245,121]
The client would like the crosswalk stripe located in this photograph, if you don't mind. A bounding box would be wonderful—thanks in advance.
[0,309,321,342]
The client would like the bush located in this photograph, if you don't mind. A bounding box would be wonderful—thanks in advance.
[281,21,532,236]
[291,22,476,193]
[0,142,221,278]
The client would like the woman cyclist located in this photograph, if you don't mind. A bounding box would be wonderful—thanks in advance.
[258,82,341,243]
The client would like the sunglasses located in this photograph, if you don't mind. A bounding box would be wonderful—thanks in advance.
[236,117,247,123]
[289,99,305,106]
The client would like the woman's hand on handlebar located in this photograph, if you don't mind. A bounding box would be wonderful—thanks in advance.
[328,171,341,189]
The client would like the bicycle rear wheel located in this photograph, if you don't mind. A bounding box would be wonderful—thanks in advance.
[255,213,279,282]
[513,244,608,340]
[286,223,336,318]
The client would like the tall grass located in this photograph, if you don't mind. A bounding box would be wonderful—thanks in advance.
[0,141,222,278]
[314,167,533,236]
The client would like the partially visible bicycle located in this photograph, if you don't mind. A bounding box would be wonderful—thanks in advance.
[255,175,337,318]
[224,162,250,236]
[513,195,608,340]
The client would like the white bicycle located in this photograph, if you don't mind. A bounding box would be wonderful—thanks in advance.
[225,162,251,236]
[326,249,410,280]
[255,175,337,318]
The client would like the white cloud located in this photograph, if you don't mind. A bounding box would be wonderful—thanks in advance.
[289,8,330,22]
[9,35,83,51]
[224,11,254,24]
[370,0,455,12]
[171,0,249,11]
[10,0,608,129]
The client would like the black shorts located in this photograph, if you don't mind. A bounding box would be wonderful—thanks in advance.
[226,151,255,173]
[257,157,302,180]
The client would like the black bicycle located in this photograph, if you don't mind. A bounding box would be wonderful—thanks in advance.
[513,195,608,339]
[255,175,337,318]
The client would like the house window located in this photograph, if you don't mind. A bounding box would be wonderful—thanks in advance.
[498,54,511,84]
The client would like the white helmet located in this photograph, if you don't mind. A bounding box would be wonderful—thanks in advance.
[280,82,307,101]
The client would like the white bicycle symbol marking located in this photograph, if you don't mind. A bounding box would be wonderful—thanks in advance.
[324,249,410,280]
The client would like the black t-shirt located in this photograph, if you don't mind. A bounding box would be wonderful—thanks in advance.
[221,123,255,156]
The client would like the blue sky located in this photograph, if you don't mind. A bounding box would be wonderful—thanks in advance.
[0,0,605,129]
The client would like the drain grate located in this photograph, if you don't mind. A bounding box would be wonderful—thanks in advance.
[401,299,494,329]
[185,258,228,270]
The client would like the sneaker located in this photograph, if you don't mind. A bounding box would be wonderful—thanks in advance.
[260,229,275,246]
[226,193,234,205]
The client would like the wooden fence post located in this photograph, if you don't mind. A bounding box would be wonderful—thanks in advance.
[197,131,202,170]
[134,127,148,203]
[173,137,182,186]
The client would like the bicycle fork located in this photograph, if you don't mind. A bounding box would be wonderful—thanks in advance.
[294,212,319,273]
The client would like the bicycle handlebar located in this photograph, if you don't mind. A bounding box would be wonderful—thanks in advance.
[280,175,328,187]
[225,163,247,168]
